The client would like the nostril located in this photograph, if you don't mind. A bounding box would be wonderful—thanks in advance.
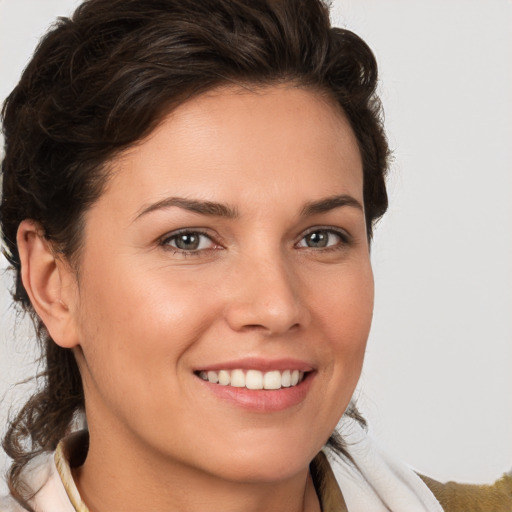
[224,298,307,335]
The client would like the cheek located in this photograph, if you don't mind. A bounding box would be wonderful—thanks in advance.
[80,255,212,331]
[74,260,220,390]
[310,260,374,378]
[73,267,223,437]
[311,257,374,335]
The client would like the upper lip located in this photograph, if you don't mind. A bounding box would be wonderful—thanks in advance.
[194,357,315,373]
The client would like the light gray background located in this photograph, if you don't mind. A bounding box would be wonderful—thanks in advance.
[1,0,511,490]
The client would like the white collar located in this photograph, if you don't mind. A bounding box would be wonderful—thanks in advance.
[329,416,444,511]
[2,422,444,512]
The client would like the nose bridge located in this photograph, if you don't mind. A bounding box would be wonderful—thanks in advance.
[224,246,307,334]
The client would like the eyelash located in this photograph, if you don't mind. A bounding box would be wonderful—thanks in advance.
[159,226,351,256]
[160,229,220,256]
[296,227,352,252]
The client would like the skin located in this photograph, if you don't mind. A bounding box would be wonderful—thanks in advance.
[19,85,373,512]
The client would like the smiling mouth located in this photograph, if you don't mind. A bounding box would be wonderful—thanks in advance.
[196,369,306,390]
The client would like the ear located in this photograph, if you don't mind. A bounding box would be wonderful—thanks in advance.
[17,220,80,348]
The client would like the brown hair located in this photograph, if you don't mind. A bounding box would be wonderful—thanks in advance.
[1,0,388,505]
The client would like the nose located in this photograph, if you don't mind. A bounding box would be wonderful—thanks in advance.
[224,255,310,335]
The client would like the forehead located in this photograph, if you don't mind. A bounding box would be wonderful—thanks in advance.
[97,85,363,218]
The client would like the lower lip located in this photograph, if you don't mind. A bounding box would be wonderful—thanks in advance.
[196,373,315,413]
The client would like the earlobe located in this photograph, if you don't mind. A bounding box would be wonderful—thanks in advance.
[17,220,80,348]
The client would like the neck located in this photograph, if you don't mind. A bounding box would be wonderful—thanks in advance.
[72,425,321,512]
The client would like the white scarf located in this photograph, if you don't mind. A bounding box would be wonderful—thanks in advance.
[1,421,444,512]
[329,416,444,511]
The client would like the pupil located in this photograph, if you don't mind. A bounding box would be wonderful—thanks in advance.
[308,231,327,247]
[176,233,199,250]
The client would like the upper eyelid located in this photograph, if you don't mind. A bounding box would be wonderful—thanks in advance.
[157,225,351,248]
[296,226,351,242]
[160,228,219,247]
[161,227,217,239]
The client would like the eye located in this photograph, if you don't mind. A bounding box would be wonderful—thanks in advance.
[296,228,348,249]
[161,230,217,252]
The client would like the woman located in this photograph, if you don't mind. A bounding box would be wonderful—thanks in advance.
[0,0,510,511]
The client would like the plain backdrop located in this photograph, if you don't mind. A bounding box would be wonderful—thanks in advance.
[1,0,511,492]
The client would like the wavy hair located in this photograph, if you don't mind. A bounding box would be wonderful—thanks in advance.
[1,0,388,506]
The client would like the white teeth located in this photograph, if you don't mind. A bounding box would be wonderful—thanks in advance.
[263,370,281,390]
[207,370,219,384]
[230,369,245,388]
[199,369,306,390]
[218,370,230,386]
[245,370,263,390]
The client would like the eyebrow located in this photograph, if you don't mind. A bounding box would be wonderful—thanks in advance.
[135,193,362,222]
[135,197,239,220]
[300,194,363,217]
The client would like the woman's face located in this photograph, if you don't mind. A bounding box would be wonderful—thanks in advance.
[68,85,373,482]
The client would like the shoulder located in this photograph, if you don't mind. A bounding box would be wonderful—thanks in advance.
[0,448,75,512]
[0,451,55,511]
[419,472,512,512]
[0,494,26,512]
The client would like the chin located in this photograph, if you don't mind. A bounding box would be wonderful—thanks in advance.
[194,430,324,484]
[216,452,313,484]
